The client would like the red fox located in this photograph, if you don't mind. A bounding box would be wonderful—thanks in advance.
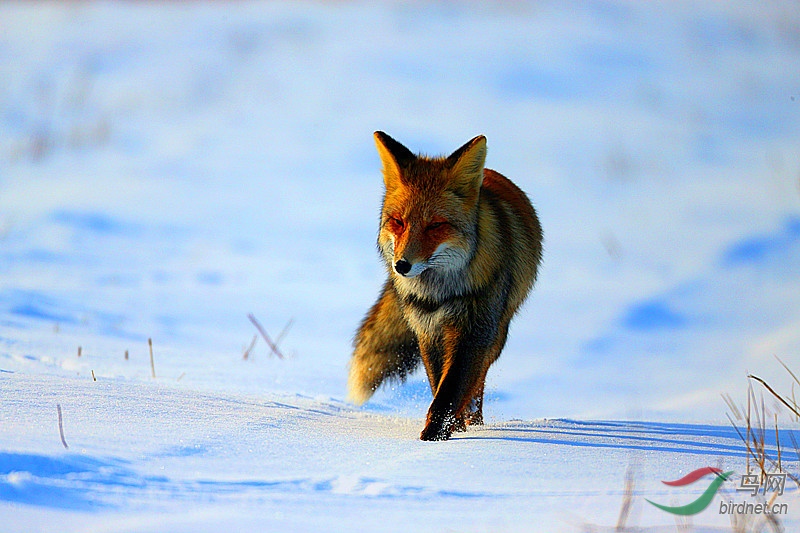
[348,132,543,441]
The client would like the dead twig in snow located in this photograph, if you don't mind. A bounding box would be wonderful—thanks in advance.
[247,313,285,359]
[57,404,69,449]
[149,338,156,378]
[242,334,257,360]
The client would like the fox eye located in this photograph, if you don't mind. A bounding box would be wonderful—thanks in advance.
[426,221,447,231]
[388,216,404,230]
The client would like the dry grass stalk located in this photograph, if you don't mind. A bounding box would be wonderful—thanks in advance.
[148,338,156,378]
[723,392,743,421]
[776,355,800,422]
[727,393,785,533]
[57,404,68,450]
[775,414,781,474]
[749,374,800,419]
[247,313,285,359]
[242,334,257,360]
[746,366,800,490]
[725,361,800,533]
[615,464,634,531]
[274,318,294,347]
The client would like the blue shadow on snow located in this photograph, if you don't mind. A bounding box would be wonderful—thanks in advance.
[622,299,688,331]
[0,453,134,510]
[722,216,800,267]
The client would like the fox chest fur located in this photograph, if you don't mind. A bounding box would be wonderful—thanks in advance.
[348,132,542,441]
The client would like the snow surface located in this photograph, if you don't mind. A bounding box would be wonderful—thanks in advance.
[1,1,800,531]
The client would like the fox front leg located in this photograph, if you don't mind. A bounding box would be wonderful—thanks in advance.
[418,326,499,441]
[464,353,499,427]
[420,367,476,441]
[419,316,510,440]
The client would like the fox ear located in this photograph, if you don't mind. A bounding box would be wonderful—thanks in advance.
[374,131,415,189]
[447,135,486,197]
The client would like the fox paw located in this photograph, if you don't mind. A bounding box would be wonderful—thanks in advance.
[420,413,457,441]
[420,423,451,441]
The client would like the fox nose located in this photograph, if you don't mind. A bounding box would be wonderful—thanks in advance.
[394,259,412,276]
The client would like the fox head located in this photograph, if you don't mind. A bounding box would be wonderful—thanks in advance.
[374,131,486,280]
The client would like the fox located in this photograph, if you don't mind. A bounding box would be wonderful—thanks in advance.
[347,132,543,441]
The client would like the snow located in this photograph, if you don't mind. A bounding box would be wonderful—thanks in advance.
[3,374,797,532]
[1,1,799,531]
